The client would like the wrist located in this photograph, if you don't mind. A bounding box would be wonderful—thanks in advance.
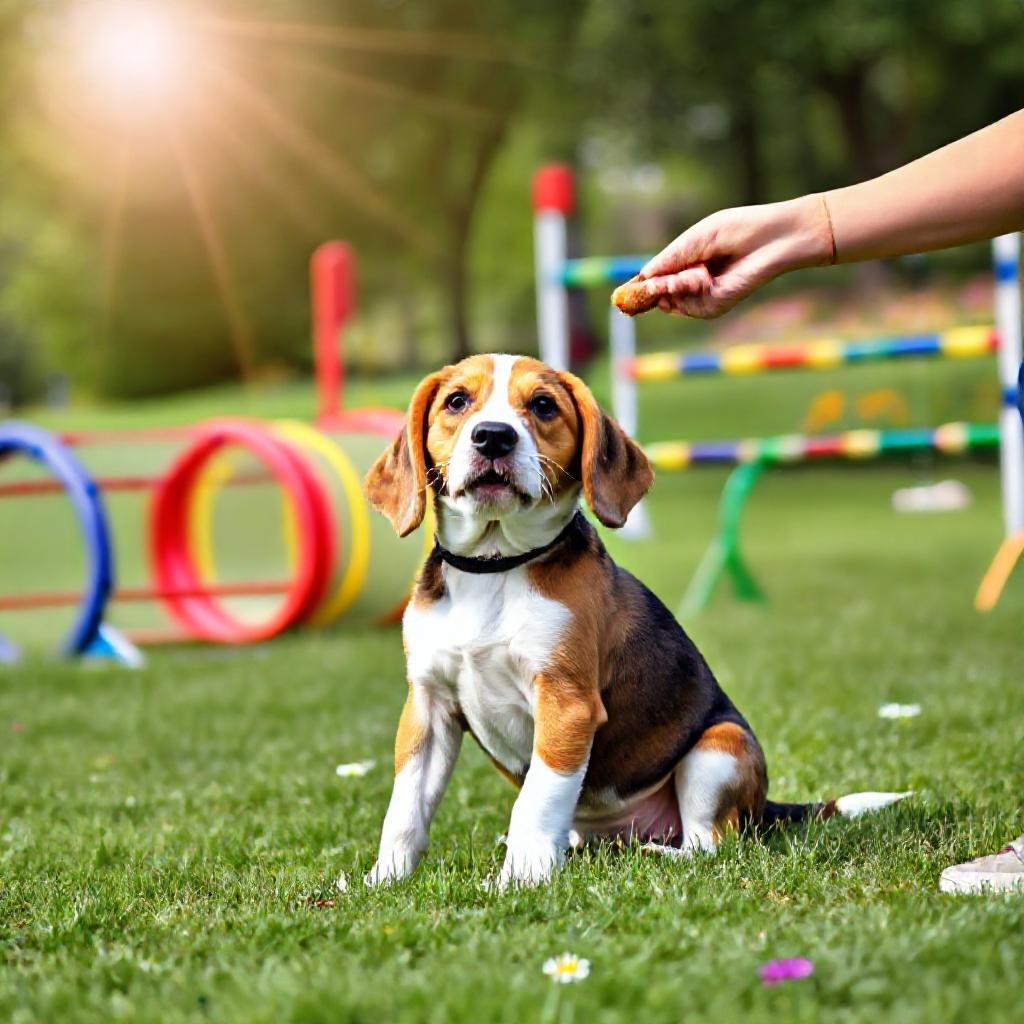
[774,194,836,272]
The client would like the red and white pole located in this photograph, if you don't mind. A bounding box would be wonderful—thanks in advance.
[311,242,356,427]
[533,164,574,370]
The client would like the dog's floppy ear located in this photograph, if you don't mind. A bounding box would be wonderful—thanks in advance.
[365,372,444,537]
[558,370,653,528]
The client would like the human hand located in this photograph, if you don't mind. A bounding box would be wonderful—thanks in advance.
[616,194,835,319]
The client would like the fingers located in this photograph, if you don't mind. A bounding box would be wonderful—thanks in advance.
[612,266,710,316]
[652,269,735,320]
[628,265,718,318]
[657,288,735,319]
[644,265,712,299]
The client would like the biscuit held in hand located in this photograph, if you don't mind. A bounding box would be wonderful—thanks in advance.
[611,278,659,316]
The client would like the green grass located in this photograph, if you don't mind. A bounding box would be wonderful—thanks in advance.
[2,360,1023,1023]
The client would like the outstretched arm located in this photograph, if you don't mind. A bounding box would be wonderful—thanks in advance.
[626,109,1024,319]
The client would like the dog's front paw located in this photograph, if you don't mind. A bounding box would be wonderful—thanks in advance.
[495,838,563,889]
[364,846,420,887]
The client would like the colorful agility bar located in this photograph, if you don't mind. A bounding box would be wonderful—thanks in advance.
[645,422,1000,472]
[673,423,1001,618]
[629,325,998,381]
[560,255,646,289]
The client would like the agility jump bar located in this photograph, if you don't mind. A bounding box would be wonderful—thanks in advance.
[645,421,1000,471]
[560,255,647,288]
[629,325,998,381]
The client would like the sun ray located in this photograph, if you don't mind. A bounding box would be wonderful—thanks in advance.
[209,63,436,255]
[167,121,255,379]
[268,51,498,125]
[207,113,324,238]
[99,134,132,336]
[199,15,529,65]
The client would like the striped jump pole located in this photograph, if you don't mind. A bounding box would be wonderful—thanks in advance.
[629,326,999,381]
[645,422,1001,472]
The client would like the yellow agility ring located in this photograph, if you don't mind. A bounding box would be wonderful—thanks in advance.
[273,420,371,626]
[184,417,433,629]
[189,451,234,584]
[187,422,371,627]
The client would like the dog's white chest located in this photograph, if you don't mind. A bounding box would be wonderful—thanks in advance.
[403,568,571,773]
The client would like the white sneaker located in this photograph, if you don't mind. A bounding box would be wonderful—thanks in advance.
[939,835,1024,894]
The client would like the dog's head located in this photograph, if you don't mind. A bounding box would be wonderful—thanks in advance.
[365,354,653,537]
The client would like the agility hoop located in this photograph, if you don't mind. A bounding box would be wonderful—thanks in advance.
[0,422,113,658]
[150,419,334,643]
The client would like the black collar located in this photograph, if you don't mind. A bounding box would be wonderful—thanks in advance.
[433,511,583,574]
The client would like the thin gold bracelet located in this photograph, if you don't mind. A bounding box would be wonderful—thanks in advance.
[820,193,838,266]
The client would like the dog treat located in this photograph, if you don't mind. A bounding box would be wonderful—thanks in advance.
[611,278,659,316]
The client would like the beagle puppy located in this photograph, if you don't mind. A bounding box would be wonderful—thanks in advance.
[363,354,909,887]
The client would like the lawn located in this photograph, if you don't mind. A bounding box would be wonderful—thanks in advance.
[2,356,1023,1023]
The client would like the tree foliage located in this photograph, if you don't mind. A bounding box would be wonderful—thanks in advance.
[0,0,1020,402]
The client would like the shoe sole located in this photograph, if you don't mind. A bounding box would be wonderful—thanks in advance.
[939,870,1024,894]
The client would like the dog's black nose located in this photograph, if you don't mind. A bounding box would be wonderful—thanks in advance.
[471,421,518,459]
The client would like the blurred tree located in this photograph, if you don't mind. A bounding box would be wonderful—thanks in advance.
[569,0,1024,205]
[0,0,1021,400]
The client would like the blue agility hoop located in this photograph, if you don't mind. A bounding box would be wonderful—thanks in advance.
[0,422,113,658]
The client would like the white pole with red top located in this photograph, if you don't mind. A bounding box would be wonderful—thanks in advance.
[533,164,574,371]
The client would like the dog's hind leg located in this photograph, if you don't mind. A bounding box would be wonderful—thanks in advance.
[673,722,767,854]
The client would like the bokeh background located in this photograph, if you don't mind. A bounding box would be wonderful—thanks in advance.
[3,5,1024,1023]
[1,0,1023,406]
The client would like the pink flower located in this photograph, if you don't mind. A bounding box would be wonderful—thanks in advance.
[759,958,814,986]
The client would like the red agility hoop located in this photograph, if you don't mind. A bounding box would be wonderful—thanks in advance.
[149,419,335,643]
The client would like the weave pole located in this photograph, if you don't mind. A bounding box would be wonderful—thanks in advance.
[312,242,356,429]
[976,233,1024,610]
[993,233,1024,536]
[609,306,650,538]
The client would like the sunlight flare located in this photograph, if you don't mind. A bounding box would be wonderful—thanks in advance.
[73,2,205,112]
[201,15,526,64]
[168,124,255,378]
[212,66,436,254]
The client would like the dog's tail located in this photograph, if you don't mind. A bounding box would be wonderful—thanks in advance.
[760,790,913,830]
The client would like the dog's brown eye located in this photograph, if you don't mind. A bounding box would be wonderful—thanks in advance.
[528,393,557,420]
[444,390,470,413]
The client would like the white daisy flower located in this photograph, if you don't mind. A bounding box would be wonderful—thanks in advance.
[878,703,921,719]
[335,760,376,778]
[543,952,591,984]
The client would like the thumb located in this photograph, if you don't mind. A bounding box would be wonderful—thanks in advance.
[638,221,712,280]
